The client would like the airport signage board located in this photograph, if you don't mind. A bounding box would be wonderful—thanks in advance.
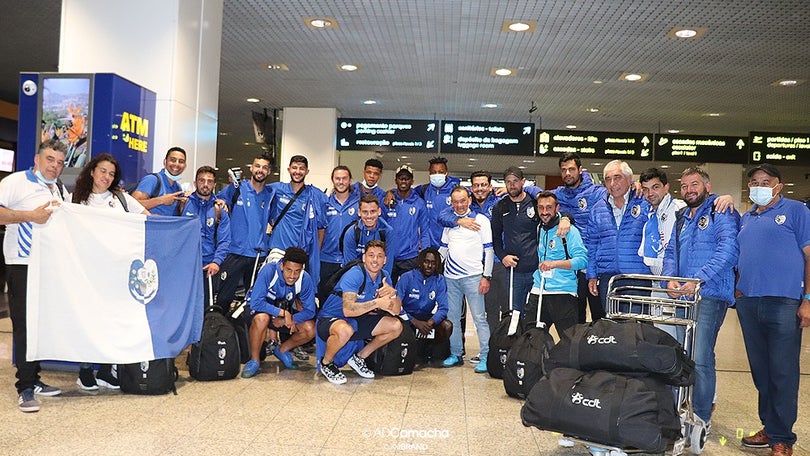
[337,118,438,152]
[654,134,747,163]
[537,130,653,160]
[440,120,534,155]
[749,131,810,166]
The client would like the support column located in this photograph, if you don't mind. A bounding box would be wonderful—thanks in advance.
[279,108,338,191]
[58,0,223,178]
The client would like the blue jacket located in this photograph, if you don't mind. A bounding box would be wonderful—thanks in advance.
[341,217,395,277]
[247,261,316,324]
[351,181,386,203]
[216,180,274,257]
[181,192,231,265]
[383,189,430,260]
[586,192,651,279]
[135,169,183,216]
[553,170,607,247]
[320,188,361,263]
[533,217,588,293]
[395,268,449,324]
[417,176,462,249]
[663,194,740,305]
[268,182,327,282]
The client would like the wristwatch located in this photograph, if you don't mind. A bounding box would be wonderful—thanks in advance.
[803,294,810,301]
[482,275,492,281]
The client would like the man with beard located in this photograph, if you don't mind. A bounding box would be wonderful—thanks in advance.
[132,146,187,215]
[663,167,739,434]
[319,165,359,304]
[178,166,231,306]
[351,158,386,201]
[342,194,395,278]
[268,155,327,282]
[383,165,430,284]
[215,154,275,311]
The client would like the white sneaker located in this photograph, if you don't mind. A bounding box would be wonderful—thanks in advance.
[347,354,375,379]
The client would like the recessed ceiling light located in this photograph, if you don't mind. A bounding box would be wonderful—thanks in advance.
[400,156,409,159]
[467,164,474,167]
[305,17,338,29]
[482,103,498,108]
[771,79,805,87]
[243,142,252,146]
[592,162,602,166]
[586,107,600,113]
[659,165,670,169]
[339,64,359,71]
[668,129,681,134]
[667,27,707,39]
[491,67,515,77]
[785,182,795,186]
[787,190,794,194]
[518,165,527,169]
[704,113,722,117]
[468,158,477,161]
[565,125,577,129]
[363,100,377,105]
[246,98,260,103]
[266,63,289,71]
[620,73,648,82]
[225,157,233,161]
[522,160,535,163]
[593,80,604,84]
[502,20,537,32]
[219,132,230,136]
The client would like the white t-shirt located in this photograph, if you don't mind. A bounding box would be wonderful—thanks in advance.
[83,190,147,214]
[0,170,69,265]
[440,212,494,279]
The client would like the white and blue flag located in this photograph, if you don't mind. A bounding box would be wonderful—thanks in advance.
[26,203,204,363]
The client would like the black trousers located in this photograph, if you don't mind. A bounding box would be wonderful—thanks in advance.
[216,253,265,312]
[8,265,42,393]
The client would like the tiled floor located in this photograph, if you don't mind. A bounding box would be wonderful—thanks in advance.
[0,305,808,455]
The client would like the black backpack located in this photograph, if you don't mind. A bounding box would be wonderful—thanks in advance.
[119,358,179,395]
[365,322,417,375]
[487,311,522,379]
[323,259,367,296]
[188,308,241,381]
[503,326,554,399]
[338,221,386,255]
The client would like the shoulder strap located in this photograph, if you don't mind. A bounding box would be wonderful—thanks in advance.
[55,179,67,201]
[561,236,570,260]
[149,173,163,198]
[230,184,241,209]
[339,220,359,255]
[213,203,222,246]
[112,190,129,212]
[674,206,689,272]
[273,185,306,228]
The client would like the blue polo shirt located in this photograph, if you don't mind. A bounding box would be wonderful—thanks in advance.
[267,182,326,251]
[135,169,182,216]
[216,180,274,257]
[318,264,384,319]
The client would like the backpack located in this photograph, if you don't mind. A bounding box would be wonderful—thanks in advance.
[119,358,179,395]
[338,221,386,255]
[124,172,162,197]
[111,189,129,212]
[323,259,367,297]
[188,307,241,381]
[365,322,417,375]
[175,198,224,244]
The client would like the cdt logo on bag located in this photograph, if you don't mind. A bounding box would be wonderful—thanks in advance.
[571,391,602,409]
[586,335,617,345]
[129,258,159,304]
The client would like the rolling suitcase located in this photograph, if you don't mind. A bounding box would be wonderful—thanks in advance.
[487,267,523,379]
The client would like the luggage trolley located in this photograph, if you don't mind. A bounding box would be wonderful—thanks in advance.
[569,273,705,456]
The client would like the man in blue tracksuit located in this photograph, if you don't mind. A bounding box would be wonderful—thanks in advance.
[319,165,360,303]
[268,155,327,283]
[416,156,461,249]
[553,153,607,322]
[342,194,395,278]
[383,165,430,284]
[524,191,588,334]
[351,158,386,202]
[132,146,187,216]
[179,166,231,306]
[663,167,739,431]
[586,160,651,315]
[215,154,275,311]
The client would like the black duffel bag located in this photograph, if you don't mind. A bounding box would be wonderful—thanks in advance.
[521,368,681,453]
[366,322,417,376]
[547,319,694,386]
[503,326,554,399]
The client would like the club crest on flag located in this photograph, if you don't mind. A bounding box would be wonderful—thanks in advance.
[129,258,159,304]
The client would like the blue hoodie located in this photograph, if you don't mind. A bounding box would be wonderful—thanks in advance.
[341,217,396,277]
[553,170,608,247]
[383,189,430,260]
[320,188,361,263]
[396,268,449,324]
[416,176,462,249]
[216,180,274,257]
[180,192,231,265]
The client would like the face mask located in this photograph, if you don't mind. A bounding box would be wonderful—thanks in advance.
[35,169,57,185]
[429,174,446,188]
[749,186,775,206]
[361,180,378,189]
[166,171,183,182]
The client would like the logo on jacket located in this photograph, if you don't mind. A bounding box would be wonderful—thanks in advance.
[516,366,525,380]
[698,216,710,230]
[409,206,416,216]
[206,217,214,227]
[429,290,436,300]
[445,196,451,206]
[129,258,159,304]
[527,206,535,218]
[348,207,355,216]
[775,214,786,225]
[571,391,602,408]
[586,335,616,345]
[631,205,641,218]
[578,198,587,210]
[549,239,556,250]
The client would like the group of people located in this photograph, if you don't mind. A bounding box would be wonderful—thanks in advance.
[1,143,807,456]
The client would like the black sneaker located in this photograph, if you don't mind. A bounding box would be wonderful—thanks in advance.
[33,381,61,397]
[96,364,120,390]
[77,368,99,391]
[320,361,347,385]
[292,345,310,361]
[347,354,375,379]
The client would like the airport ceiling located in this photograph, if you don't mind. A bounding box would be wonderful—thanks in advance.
[2,1,809,198]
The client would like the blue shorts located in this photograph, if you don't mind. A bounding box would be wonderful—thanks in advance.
[316,312,386,341]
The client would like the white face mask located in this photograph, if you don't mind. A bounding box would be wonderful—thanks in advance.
[166,171,183,182]
[749,186,775,206]
[429,173,446,188]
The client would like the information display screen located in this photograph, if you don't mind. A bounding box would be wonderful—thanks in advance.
[440,120,534,155]
[337,118,438,152]
[654,134,748,163]
[536,130,652,160]
[749,131,810,166]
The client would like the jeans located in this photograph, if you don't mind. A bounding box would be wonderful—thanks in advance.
[508,270,534,315]
[596,274,649,316]
[446,275,490,359]
[693,297,728,423]
[736,296,801,446]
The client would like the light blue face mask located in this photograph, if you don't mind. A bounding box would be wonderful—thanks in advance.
[166,171,183,182]
[35,169,57,185]
[361,180,378,189]
[429,173,446,188]
[749,186,775,206]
